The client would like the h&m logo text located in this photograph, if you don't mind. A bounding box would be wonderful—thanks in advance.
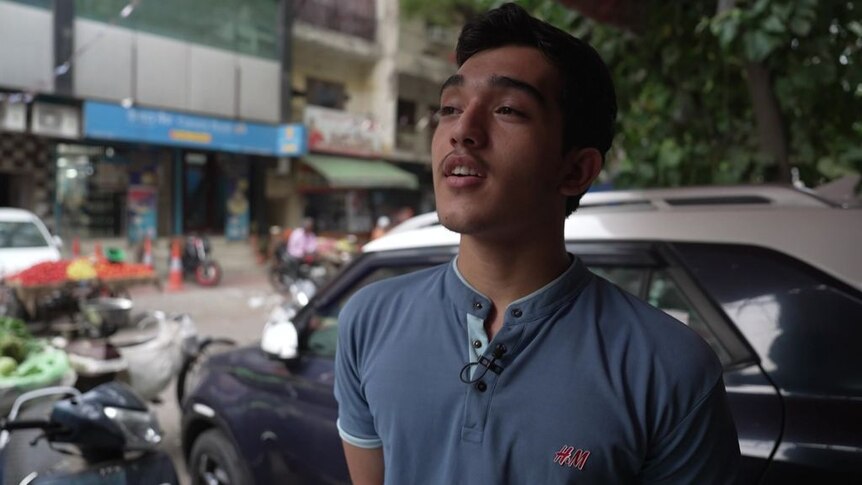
[553,445,590,471]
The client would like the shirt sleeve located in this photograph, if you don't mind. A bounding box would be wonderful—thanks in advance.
[334,296,382,449]
[287,229,301,258]
[639,376,741,484]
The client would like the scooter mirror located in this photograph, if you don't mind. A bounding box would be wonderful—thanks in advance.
[261,319,299,361]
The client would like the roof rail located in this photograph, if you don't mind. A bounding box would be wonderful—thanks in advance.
[579,185,835,212]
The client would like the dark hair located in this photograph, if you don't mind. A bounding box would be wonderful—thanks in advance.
[456,2,617,215]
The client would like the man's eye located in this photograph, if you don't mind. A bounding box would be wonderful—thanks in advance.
[438,106,458,116]
[496,106,520,116]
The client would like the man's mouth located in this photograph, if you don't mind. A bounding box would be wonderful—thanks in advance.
[443,155,486,178]
[449,165,483,177]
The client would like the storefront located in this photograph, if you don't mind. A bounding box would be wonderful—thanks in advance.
[295,106,421,236]
[80,101,306,241]
[297,155,419,234]
[0,99,82,232]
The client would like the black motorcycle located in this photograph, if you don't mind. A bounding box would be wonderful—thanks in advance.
[0,382,179,484]
[268,245,329,304]
[180,235,222,287]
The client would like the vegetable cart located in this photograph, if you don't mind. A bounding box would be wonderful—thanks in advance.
[1,260,159,322]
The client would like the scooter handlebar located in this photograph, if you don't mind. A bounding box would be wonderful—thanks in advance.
[0,418,62,432]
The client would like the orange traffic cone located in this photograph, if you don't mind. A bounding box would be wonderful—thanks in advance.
[72,237,80,257]
[167,238,183,291]
[142,235,154,269]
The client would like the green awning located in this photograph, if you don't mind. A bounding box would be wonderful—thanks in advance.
[303,155,419,190]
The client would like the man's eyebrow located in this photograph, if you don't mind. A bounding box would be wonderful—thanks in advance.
[439,74,464,96]
[438,74,546,106]
[489,75,546,106]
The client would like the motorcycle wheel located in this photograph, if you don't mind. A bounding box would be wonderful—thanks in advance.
[190,429,252,485]
[195,261,222,286]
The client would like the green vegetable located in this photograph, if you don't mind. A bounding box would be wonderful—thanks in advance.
[0,316,37,362]
[0,317,30,339]
[0,356,17,376]
[0,334,26,362]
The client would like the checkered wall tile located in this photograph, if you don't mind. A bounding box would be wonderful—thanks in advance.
[0,133,55,227]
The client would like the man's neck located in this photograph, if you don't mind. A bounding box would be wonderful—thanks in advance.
[456,229,571,336]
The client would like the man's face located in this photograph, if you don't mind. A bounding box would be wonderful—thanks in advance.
[431,46,569,239]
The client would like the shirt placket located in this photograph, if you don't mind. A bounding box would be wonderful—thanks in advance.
[461,302,526,444]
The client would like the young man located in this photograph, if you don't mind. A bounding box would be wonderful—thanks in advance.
[335,4,740,484]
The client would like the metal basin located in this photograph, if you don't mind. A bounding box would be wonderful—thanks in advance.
[79,297,134,337]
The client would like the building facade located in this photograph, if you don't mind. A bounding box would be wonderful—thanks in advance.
[0,0,456,240]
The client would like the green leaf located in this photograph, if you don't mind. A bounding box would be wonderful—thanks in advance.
[695,17,710,34]
[713,16,741,48]
[751,0,771,16]
[762,15,786,34]
[771,3,793,22]
[744,31,779,61]
[659,139,684,168]
[790,17,812,36]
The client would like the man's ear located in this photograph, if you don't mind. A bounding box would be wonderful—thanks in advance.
[559,147,603,197]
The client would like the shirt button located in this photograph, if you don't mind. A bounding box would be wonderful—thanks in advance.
[473,301,483,310]
[475,381,487,392]
[511,308,523,318]
[472,339,482,349]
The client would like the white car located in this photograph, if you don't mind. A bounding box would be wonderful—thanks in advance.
[187,184,862,484]
[385,211,440,235]
[365,185,861,290]
[0,208,63,280]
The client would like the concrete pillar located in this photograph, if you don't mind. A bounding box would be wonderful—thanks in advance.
[370,0,399,155]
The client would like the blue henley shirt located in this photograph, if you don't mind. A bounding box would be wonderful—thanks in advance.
[335,257,740,484]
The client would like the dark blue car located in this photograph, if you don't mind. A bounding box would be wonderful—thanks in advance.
[180,192,862,485]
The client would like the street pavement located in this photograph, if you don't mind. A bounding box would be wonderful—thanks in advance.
[128,266,281,485]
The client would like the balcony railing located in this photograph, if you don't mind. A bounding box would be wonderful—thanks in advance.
[296,1,377,42]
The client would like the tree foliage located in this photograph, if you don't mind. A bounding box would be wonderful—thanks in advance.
[401,0,862,190]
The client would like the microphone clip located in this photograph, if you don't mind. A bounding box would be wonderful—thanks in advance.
[459,344,508,384]
[477,355,503,375]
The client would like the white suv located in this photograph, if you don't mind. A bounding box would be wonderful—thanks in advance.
[365,185,860,291]
[188,185,862,484]
[0,208,63,280]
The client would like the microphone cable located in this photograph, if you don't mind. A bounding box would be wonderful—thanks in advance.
[459,344,507,384]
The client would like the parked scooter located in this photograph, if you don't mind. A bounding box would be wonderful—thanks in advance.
[59,299,197,401]
[0,382,179,484]
[180,235,222,287]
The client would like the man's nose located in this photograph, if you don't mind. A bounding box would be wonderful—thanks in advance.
[449,105,487,148]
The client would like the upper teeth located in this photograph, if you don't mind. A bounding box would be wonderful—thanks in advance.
[452,166,479,176]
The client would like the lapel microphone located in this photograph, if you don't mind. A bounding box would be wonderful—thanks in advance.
[459,344,508,384]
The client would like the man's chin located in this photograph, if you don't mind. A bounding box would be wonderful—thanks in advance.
[438,212,471,235]
[438,211,491,236]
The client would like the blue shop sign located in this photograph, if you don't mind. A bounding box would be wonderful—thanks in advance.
[83,101,306,156]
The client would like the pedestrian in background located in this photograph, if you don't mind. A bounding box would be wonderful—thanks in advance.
[287,217,318,262]
[370,216,391,241]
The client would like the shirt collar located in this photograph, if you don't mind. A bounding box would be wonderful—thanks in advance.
[445,254,592,323]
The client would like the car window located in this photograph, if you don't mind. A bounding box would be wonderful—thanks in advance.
[647,269,732,366]
[589,266,645,296]
[305,264,435,358]
[0,221,50,249]
[674,243,862,395]
[590,264,733,366]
